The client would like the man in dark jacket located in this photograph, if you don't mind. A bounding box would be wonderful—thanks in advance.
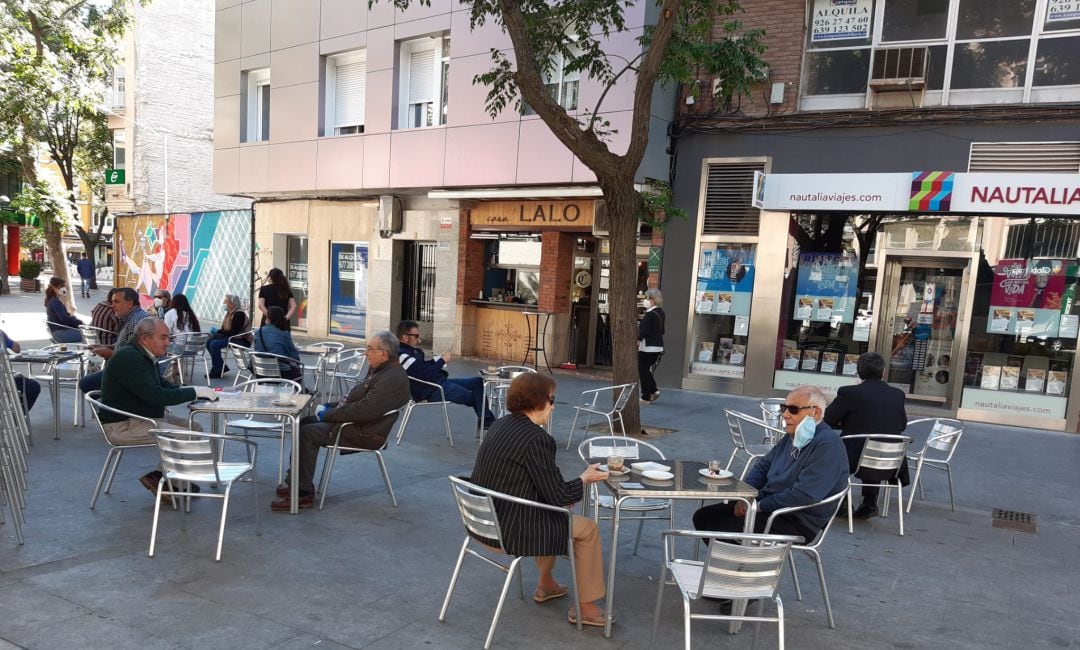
[76,253,94,298]
[80,287,151,394]
[272,330,411,511]
[395,320,494,428]
[824,352,910,519]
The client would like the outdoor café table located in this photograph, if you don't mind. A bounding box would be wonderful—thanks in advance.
[11,349,83,441]
[600,460,760,638]
[187,391,312,513]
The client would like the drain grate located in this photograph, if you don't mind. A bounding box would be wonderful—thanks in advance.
[991,508,1037,534]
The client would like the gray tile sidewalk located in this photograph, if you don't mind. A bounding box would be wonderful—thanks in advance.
[2,289,1079,648]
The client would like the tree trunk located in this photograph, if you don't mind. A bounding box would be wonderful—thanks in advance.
[44,225,74,312]
[599,179,643,435]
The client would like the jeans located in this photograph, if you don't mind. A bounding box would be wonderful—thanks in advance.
[207,337,230,373]
[15,376,41,411]
[80,370,103,395]
[692,501,818,543]
[80,275,90,298]
[52,328,83,344]
[440,377,494,425]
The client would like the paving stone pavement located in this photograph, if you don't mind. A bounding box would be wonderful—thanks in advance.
[2,287,1079,648]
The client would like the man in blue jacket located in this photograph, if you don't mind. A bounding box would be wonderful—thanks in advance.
[396,320,494,428]
[694,385,849,542]
[76,252,94,298]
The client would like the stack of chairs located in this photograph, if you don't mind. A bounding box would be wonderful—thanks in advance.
[0,351,32,544]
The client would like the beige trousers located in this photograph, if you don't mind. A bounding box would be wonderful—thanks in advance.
[536,515,606,603]
[101,410,202,446]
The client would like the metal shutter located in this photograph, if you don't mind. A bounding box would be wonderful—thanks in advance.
[701,162,764,235]
[409,47,435,103]
[968,142,1080,173]
[335,57,366,129]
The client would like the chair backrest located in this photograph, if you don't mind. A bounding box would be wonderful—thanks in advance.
[250,352,284,378]
[79,325,101,347]
[409,376,443,402]
[151,429,222,484]
[448,476,505,549]
[489,383,510,419]
[333,349,367,376]
[698,533,798,600]
[180,332,211,354]
[578,435,665,463]
[84,390,156,442]
[759,398,785,430]
[236,378,303,395]
[851,434,911,474]
[611,382,636,413]
[917,418,965,461]
[309,341,346,353]
[494,365,536,380]
[229,343,253,365]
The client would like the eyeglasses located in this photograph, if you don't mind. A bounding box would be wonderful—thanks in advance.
[404,332,420,339]
[781,404,815,414]
[548,395,556,405]
[366,347,384,354]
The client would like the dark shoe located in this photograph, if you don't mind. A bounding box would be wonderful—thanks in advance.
[275,484,291,498]
[140,471,174,508]
[853,503,879,519]
[271,493,313,512]
[223,365,231,373]
[208,370,223,379]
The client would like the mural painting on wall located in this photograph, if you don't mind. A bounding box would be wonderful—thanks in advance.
[115,211,252,325]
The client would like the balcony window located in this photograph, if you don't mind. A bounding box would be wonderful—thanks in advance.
[399,35,449,129]
[325,50,366,136]
[523,48,582,115]
[244,68,270,142]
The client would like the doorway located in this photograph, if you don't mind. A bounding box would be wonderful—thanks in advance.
[876,257,969,406]
[402,241,437,342]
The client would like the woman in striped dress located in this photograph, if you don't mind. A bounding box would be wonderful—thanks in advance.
[470,373,610,627]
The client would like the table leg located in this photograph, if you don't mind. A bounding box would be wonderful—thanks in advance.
[603,495,625,638]
[52,367,60,440]
[290,414,300,514]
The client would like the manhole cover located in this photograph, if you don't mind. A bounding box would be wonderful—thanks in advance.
[582,422,677,440]
[991,508,1037,534]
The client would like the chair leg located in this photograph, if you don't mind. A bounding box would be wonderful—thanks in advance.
[90,448,118,509]
[945,464,956,511]
[277,422,288,486]
[650,564,668,649]
[896,481,904,537]
[215,483,234,561]
[317,446,338,511]
[682,593,692,650]
[617,413,627,437]
[809,548,835,629]
[882,488,891,518]
[632,517,645,556]
[776,594,785,650]
[148,478,165,557]
[396,403,414,445]
[788,551,802,601]
[105,448,125,493]
[604,414,615,437]
[906,457,924,513]
[375,451,397,507]
[847,483,855,534]
[441,403,455,447]
[739,455,753,481]
[724,448,739,473]
[565,409,581,450]
[439,537,470,623]
[484,557,523,649]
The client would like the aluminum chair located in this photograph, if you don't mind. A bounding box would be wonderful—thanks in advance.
[148,428,261,562]
[224,378,304,484]
[305,341,346,399]
[843,434,912,536]
[174,332,212,385]
[395,377,455,447]
[440,476,583,649]
[316,409,402,510]
[564,382,637,451]
[0,352,31,544]
[249,350,304,382]
[759,398,787,438]
[327,348,367,401]
[29,343,91,429]
[763,488,849,629]
[228,342,254,386]
[489,383,510,420]
[905,418,965,513]
[577,436,673,555]
[84,391,160,510]
[46,321,84,344]
[478,366,535,437]
[724,410,783,480]
[650,530,800,650]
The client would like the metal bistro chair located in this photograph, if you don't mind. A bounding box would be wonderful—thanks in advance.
[29,343,92,429]
[174,332,212,385]
[305,341,346,400]
[249,350,304,384]
[578,436,673,555]
[724,410,784,480]
[843,434,912,536]
[440,476,584,649]
[905,418,965,513]
[759,398,787,438]
[148,428,261,562]
[84,391,159,510]
[479,366,536,437]
[564,382,637,451]
[46,321,85,345]
[316,409,402,510]
[650,531,801,650]
[225,378,304,485]
[763,488,849,629]
[395,377,455,447]
[327,348,367,402]
[228,342,255,387]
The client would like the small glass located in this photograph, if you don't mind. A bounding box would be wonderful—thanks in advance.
[708,459,722,476]
[606,455,624,473]
[59,344,68,352]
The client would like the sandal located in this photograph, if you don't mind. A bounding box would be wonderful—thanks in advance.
[567,608,608,627]
[533,584,568,603]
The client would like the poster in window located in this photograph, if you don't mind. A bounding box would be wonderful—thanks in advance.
[696,246,756,317]
[986,259,1069,336]
[810,0,873,43]
[793,253,859,323]
[329,242,368,339]
[1047,0,1080,23]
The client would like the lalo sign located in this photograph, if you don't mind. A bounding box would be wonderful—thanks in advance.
[470,200,595,228]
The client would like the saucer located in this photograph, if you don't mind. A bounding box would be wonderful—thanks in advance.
[698,468,733,480]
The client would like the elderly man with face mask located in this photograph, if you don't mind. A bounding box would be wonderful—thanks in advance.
[693,386,849,542]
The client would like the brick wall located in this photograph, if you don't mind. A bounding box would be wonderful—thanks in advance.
[538,231,576,314]
[681,0,805,119]
[456,210,485,305]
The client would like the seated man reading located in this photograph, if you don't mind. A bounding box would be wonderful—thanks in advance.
[272,330,411,511]
[98,318,217,501]
[693,386,849,542]
[395,320,494,429]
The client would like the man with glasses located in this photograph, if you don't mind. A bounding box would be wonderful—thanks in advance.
[79,287,152,395]
[395,320,494,429]
[693,386,848,542]
[271,330,410,512]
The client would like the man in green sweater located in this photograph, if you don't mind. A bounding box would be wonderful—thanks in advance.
[99,318,218,499]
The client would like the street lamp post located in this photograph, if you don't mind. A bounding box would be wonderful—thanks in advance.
[95,105,169,216]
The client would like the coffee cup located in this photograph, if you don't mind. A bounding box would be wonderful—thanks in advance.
[606,455,624,473]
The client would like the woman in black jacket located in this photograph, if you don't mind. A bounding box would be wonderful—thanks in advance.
[637,288,665,403]
[470,373,610,626]
[207,293,249,378]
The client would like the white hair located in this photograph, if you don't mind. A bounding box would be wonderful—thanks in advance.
[790,385,827,412]
[645,288,663,306]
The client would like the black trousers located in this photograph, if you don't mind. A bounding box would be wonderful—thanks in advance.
[693,502,818,543]
[638,351,662,398]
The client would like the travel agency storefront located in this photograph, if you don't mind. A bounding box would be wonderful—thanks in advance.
[668,164,1080,432]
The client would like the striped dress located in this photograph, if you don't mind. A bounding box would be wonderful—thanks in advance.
[470,413,583,556]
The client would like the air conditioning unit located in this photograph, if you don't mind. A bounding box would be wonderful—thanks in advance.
[869,47,928,89]
[377,195,402,238]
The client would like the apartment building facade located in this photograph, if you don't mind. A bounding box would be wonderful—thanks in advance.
[661,0,1080,431]
[213,0,674,361]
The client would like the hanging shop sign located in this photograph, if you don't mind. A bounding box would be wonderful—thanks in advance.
[694,246,756,317]
[810,0,873,43]
[470,200,595,228]
[758,172,1080,216]
[793,252,858,323]
[986,258,1078,338]
[329,242,368,339]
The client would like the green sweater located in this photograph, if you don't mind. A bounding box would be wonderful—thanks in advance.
[99,342,197,423]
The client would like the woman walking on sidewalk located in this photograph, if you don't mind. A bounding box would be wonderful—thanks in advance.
[637,287,665,403]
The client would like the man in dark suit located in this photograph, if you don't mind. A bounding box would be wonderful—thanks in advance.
[824,352,909,519]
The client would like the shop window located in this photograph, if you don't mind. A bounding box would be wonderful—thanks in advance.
[882,0,950,42]
[329,242,368,339]
[1004,219,1080,259]
[881,218,980,252]
[276,234,308,329]
[689,244,756,380]
[325,50,366,136]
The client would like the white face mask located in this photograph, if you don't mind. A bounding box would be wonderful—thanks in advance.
[154,298,163,308]
[58,287,68,296]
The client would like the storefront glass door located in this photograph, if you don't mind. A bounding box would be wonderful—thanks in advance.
[880,260,966,403]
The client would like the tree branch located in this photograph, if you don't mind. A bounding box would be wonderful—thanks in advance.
[588,50,647,132]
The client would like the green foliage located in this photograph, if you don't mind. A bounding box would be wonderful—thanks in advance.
[640,179,686,230]
[19,259,43,280]
[19,225,47,252]
[10,180,74,232]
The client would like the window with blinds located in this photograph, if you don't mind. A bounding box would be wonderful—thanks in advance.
[701,162,764,236]
[399,35,448,129]
[327,50,366,136]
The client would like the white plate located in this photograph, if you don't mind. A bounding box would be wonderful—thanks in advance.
[642,470,674,481]
[631,461,671,473]
[599,465,628,476]
[699,468,733,480]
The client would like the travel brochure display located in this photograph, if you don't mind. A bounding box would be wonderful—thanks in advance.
[1025,369,1046,393]
[781,341,855,376]
[1047,371,1068,395]
[696,246,755,317]
[977,358,1068,395]
[842,354,859,376]
[980,366,1001,390]
[696,339,746,367]
[793,252,858,323]
[986,258,1079,338]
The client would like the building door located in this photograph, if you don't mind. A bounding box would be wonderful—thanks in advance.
[402,241,437,342]
[876,257,968,405]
